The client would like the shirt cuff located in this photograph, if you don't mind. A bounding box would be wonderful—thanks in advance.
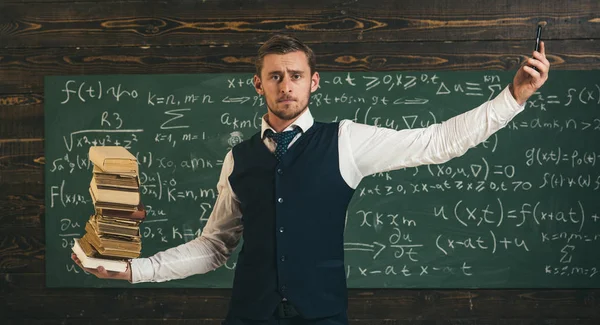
[130,257,154,284]
[493,84,526,125]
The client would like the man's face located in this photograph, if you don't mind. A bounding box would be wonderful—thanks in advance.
[254,51,320,121]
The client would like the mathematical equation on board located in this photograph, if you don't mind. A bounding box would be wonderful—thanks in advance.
[343,197,600,280]
[56,74,600,152]
[46,72,600,284]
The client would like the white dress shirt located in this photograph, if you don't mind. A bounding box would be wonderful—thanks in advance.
[130,85,524,283]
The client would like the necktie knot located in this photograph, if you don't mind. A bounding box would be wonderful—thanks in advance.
[264,128,300,161]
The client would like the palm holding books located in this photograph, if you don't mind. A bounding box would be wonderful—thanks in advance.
[71,252,132,281]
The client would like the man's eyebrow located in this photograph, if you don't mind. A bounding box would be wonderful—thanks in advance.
[266,69,305,75]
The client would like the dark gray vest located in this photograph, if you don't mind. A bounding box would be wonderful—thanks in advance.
[228,121,355,320]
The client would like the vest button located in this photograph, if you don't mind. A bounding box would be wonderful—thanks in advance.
[279,227,285,233]
[277,168,283,175]
[280,255,286,262]
[277,197,283,203]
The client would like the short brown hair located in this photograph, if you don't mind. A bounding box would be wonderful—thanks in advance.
[255,34,316,77]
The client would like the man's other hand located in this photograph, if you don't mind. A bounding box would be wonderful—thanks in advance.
[71,253,132,282]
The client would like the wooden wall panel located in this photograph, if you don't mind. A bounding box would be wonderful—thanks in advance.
[1,0,599,323]
[1,40,599,94]
[1,0,599,48]
[2,272,600,320]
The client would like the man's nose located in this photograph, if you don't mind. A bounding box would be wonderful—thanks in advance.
[280,78,292,93]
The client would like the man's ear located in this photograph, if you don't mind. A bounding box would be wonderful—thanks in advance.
[253,75,263,95]
[310,72,320,93]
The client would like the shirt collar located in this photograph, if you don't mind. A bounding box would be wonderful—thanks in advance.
[261,107,314,138]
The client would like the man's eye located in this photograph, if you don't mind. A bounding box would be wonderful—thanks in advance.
[272,75,280,80]
[293,74,301,79]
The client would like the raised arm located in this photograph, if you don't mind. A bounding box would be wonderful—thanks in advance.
[340,42,550,185]
[341,85,522,182]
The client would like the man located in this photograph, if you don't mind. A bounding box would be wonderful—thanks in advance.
[73,34,550,325]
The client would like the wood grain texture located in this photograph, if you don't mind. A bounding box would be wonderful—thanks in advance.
[2,321,222,325]
[0,95,44,140]
[0,228,44,273]
[0,187,43,228]
[1,273,599,320]
[4,318,598,325]
[1,40,599,94]
[1,0,599,48]
[0,140,44,185]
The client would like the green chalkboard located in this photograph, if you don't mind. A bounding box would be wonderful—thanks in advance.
[45,71,600,288]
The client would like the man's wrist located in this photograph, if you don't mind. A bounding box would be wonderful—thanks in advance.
[509,83,526,106]
[509,83,516,100]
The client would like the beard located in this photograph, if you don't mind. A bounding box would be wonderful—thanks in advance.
[265,90,311,121]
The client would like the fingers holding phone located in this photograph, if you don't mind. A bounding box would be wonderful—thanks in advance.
[510,22,551,104]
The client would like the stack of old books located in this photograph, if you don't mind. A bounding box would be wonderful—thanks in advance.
[72,146,145,272]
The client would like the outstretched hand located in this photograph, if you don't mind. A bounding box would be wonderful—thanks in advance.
[510,41,550,105]
[71,253,132,281]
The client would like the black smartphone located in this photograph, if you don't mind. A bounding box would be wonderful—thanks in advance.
[534,24,543,52]
[532,23,544,71]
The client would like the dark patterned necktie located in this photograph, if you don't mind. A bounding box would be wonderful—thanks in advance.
[264,128,301,161]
